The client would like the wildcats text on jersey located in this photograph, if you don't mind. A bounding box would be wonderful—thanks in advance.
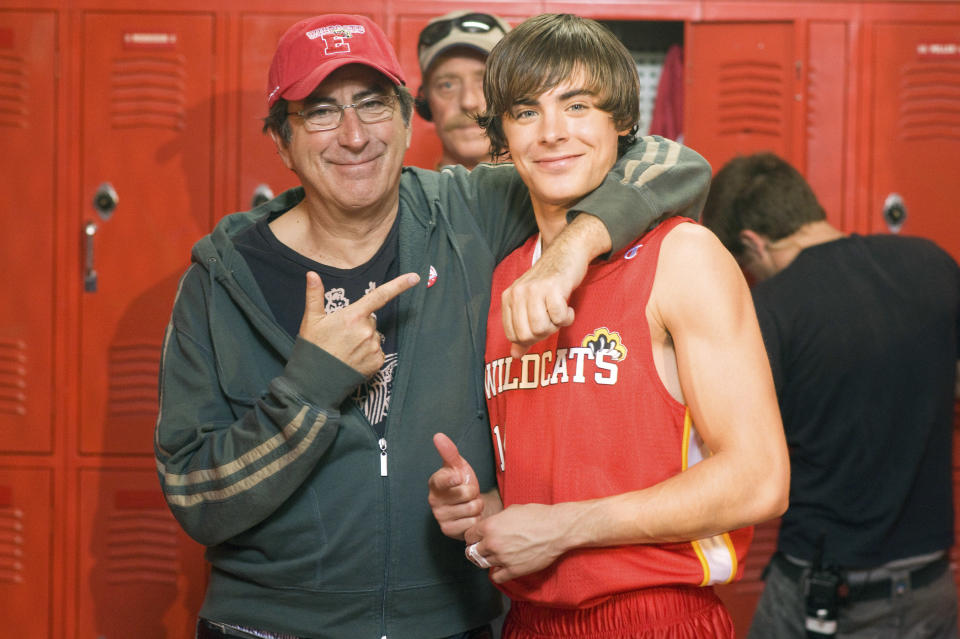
[485,328,628,399]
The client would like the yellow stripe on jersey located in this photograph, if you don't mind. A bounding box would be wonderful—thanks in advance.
[682,407,740,586]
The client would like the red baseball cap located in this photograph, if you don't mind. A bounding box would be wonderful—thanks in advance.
[267,14,406,107]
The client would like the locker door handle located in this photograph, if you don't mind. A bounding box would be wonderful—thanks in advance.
[84,221,98,293]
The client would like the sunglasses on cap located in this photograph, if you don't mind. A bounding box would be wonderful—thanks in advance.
[418,13,506,50]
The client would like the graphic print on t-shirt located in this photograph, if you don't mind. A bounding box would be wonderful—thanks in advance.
[235,213,400,437]
[353,352,397,426]
[325,281,397,429]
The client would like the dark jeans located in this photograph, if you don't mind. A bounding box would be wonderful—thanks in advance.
[197,618,494,639]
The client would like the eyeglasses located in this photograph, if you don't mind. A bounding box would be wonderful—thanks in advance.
[287,94,398,132]
[418,13,505,50]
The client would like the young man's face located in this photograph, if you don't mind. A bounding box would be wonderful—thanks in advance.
[501,74,622,215]
[424,48,489,168]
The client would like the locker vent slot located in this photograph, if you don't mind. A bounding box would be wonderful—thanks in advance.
[716,60,785,138]
[0,506,25,584]
[0,53,27,129]
[108,342,160,419]
[106,509,179,585]
[111,55,187,130]
[806,56,831,141]
[897,63,960,140]
[0,339,27,416]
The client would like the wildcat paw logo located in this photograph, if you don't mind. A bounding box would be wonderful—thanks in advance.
[582,328,627,362]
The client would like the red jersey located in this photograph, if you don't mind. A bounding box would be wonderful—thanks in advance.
[484,217,753,608]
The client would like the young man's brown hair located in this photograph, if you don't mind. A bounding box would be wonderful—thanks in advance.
[479,13,639,158]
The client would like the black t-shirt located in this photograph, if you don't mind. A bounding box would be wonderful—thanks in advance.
[753,234,960,567]
[235,214,400,437]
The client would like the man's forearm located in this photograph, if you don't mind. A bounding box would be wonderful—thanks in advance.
[499,214,608,354]
[550,213,611,262]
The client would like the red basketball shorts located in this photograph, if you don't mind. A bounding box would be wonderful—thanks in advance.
[502,585,734,639]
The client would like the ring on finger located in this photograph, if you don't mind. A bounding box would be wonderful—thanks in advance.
[466,542,491,569]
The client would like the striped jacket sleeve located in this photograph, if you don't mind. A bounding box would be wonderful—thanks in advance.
[154,264,365,546]
[570,135,712,255]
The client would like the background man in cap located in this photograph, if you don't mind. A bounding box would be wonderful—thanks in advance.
[155,13,713,639]
[416,11,511,168]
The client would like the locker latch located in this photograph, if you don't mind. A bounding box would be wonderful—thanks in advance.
[883,193,907,233]
[93,182,119,219]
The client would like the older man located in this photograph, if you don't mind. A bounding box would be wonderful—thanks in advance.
[415,11,511,168]
[155,14,713,639]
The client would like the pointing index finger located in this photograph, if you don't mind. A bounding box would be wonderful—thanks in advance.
[353,272,420,316]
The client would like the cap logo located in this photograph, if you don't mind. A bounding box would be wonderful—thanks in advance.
[305,24,365,56]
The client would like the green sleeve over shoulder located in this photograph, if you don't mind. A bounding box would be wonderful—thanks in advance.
[570,135,712,256]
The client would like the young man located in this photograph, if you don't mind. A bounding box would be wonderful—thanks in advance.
[701,152,960,639]
[155,13,714,639]
[416,11,511,168]
[428,14,790,638]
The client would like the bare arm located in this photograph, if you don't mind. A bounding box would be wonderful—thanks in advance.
[500,214,610,358]
[468,225,790,583]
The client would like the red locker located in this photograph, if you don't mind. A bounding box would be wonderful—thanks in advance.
[686,21,797,171]
[236,13,319,213]
[77,468,206,639]
[867,21,960,262]
[0,469,53,638]
[805,21,849,230]
[0,11,56,453]
[77,12,216,455]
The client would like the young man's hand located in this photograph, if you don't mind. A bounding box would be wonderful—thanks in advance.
[501,214,610,358]
[464,502,578,583]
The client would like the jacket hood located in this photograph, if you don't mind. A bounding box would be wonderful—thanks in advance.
[192,186,304,274]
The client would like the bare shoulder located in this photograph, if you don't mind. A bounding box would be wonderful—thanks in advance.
[659,222,740,279]
[653,222,751,322]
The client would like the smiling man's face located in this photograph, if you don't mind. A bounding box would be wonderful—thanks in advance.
[274,64,411,214]
[501,72,622,219]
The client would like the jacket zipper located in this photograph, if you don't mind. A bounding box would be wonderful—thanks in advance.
[379,431,390,639]
[379,437,388,476]
[378,205,437,639]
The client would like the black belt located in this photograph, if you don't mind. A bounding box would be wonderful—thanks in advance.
[770,552,949,602]
[197,619,302,639]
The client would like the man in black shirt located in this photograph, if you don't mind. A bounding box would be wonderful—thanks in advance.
[702,151,960,639]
